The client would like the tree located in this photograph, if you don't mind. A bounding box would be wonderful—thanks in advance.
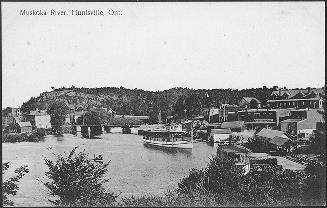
[41,147,116,206]
[48,101,70,134]
[2,162,29,206]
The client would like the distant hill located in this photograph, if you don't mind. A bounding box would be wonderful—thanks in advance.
[20,86,279,122]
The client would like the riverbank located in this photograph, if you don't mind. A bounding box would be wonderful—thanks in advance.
[2,128,47,143]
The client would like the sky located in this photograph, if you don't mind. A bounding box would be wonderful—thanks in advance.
[2,2,325,108]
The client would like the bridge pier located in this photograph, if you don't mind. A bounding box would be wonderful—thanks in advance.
[122,126,131,134]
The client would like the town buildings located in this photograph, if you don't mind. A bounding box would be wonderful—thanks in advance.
[267,87,325,109]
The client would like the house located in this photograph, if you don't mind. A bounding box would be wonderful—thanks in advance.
[256,128,290,149]
[2,107,22,117]
[217,145,251,175]
[280,119,302,135]
[221,121,245,132]
[281,109,324,137]
[239,97,261,109]
[267,87,325,109]
[25,109,51,129]
[210,128,232,144]
[17,122,32,133]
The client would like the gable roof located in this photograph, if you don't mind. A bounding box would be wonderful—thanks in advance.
[221,121,245,129]
[269,136,290,146]
[242,97,261,104]
[27,110,48,116]
[256,128,288,140]
[290,91,306,99]
[270,88,325,99]
[17,122,32,127]
[211,128,232,134]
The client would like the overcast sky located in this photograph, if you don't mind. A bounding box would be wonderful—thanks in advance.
[2,2,325,107]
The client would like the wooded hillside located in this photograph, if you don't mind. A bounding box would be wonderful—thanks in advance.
[21,86,277,122]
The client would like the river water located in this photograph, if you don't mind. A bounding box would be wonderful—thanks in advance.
[2,133,217,206]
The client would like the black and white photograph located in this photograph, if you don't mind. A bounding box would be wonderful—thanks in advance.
[2,1,326,207]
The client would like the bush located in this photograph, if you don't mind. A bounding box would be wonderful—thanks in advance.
[2,162,29,206]
[2,133,24,143]
[41,146,117,206]
[2,129,46,143]
[177,155,309,206]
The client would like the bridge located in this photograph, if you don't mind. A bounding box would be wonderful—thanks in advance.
[72,124,142,138]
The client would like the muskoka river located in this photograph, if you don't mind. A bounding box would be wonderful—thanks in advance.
[2,133,217,206]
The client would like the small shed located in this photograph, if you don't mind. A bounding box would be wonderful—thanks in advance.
[17,122,32,133]
[210,128,232,143]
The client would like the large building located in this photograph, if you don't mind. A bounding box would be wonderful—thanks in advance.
[267,87,325,109]
[237,109,291,130]
[26,109,51,129]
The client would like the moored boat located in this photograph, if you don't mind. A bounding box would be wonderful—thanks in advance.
[142,130,193,149]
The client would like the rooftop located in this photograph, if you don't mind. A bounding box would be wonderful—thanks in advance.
[211,128,232,134]
[256,128,288,140]
[17,122,32,127]
[218,145,252,154]
[269,136,290,146]
[242,97,261,104]
[221,121,245,129]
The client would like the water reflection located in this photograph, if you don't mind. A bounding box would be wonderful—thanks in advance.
[2,134,215,206]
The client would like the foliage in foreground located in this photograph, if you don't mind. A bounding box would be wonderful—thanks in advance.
[2,162,29,206]
[41,146,117,206]
[120,155,326,207]
[2,128,46,143]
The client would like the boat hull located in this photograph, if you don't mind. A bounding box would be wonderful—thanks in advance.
[143,139,193,149]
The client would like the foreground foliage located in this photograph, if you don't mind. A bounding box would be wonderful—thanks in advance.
[120,155,326,207]
[41,146,117,206]
[2,162,29,206]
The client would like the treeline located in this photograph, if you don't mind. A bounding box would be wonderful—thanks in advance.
[21,86,277,122]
